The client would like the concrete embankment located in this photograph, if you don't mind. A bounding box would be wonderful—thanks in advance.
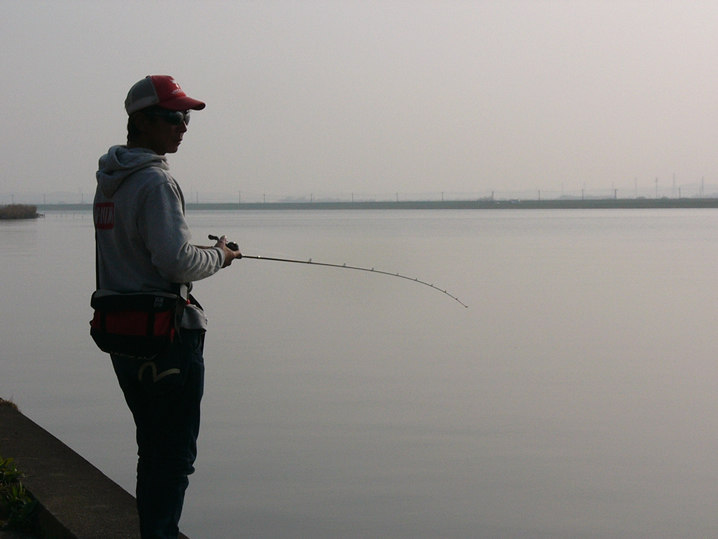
[0,403,189,538]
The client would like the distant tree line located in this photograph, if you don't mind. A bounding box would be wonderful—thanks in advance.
[0,204,38,219]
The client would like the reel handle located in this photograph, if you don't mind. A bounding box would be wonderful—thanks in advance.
[208,234,240,253]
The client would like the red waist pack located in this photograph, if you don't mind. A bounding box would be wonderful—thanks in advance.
[90,290,186,359]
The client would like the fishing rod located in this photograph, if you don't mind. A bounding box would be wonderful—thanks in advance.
[209,235,468,308]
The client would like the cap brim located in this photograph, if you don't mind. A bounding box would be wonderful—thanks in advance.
[159,96,206,111]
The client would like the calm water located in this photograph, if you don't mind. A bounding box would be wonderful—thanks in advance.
[2,209,718,538]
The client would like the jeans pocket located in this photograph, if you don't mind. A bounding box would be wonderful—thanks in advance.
[138,339,188,396]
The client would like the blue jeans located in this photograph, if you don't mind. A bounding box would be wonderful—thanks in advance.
[112,329,205,539]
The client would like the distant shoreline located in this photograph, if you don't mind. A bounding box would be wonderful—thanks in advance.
[34,198,718,212]
[0,204,39,219]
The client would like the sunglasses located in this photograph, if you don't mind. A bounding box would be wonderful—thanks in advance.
[146,109,191,126]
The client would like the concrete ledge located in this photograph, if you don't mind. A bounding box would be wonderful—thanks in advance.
[0,404,188,539]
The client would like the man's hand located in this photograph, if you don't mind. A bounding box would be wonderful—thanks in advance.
[212,235,242,267]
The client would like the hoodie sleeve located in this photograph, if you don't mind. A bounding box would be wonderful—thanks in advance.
[138,178,224,283]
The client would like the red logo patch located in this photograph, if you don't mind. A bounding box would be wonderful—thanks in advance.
[94,202,115,230]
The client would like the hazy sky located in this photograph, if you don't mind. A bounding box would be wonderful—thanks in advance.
[3,0,718,202]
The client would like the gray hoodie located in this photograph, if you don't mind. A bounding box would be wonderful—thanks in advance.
[94,145,223,329]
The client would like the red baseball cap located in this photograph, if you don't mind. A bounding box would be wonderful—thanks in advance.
[125,75,206,114]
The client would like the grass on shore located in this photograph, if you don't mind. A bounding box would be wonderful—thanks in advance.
[0,399,18,411]
[0,205,38,220]
[0,452,37,532]
[0,401,37,531]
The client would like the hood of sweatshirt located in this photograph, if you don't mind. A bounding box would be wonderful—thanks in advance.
[96,145,170,198]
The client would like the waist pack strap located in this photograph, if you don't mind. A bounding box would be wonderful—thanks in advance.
[175,283,190,331]
[178,283,189,302]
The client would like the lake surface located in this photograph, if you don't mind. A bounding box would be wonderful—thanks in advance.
[2,208,718,538]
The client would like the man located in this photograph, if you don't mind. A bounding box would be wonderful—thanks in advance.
[93,75,241,539]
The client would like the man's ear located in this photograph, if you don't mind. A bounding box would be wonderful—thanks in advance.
[130,111,150,133]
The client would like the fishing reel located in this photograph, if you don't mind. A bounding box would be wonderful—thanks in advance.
[208,234,240,253]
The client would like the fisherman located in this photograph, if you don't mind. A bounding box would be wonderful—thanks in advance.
[92,75,241,539]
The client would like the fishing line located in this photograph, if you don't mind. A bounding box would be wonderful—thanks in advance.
[209,235,468,308]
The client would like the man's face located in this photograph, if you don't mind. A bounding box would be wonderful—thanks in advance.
[136,110,189,155]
